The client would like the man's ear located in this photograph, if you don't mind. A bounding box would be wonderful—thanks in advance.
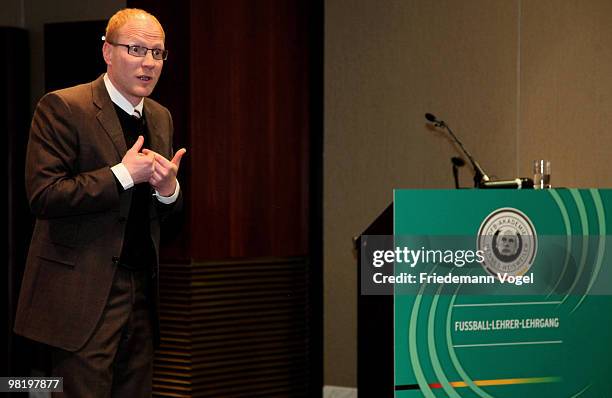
[102,42,112,66]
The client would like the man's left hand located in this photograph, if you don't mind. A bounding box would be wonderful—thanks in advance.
[142,148,187,196]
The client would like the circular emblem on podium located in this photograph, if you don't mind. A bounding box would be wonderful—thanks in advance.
[477,208,537,276]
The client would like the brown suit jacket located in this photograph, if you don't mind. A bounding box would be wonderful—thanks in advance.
[14,75,179,351]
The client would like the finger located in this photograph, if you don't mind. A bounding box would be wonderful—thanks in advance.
[141,148,158,157]
[149,172,160,185]
[171,148,187,167]
[151,169,164,181]
[143,149,173,167]
[153,160,170,175]
[130,136,144,152]
[155,161,179,179]
[141,148,157,160]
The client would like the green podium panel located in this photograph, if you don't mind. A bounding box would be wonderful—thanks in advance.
[393,189,612,397]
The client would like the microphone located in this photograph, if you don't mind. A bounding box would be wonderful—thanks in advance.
[425,113,490,187]
[425,113,437,123]
[425,113,446,128]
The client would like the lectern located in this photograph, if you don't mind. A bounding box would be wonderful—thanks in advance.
[359,189,612,397]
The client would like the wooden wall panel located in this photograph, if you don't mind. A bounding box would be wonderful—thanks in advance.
[154,258,311,397]
[128,0,321,396]
[189,0,310,260]
[129,0,192,264]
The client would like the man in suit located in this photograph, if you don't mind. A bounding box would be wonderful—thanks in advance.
[14,8,185,397]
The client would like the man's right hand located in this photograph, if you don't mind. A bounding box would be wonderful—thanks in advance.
[121,136,155,184]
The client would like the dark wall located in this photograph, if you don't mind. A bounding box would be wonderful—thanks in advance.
[2,27,32,379]
[44,21,107,92]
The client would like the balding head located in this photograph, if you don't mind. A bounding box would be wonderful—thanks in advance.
[105,8,165,43]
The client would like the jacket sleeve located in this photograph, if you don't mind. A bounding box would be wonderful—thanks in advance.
[26,92,120,219]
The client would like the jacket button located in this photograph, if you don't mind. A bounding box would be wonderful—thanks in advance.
[112,256,120,263]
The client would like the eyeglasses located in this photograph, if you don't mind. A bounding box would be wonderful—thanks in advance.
[103,37,168,61]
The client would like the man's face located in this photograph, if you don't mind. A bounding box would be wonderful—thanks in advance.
[103,16,165,106]
[500,232,518,256]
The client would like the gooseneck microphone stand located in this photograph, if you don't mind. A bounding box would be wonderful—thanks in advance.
[425,113,489,188]
[425,113,534,189]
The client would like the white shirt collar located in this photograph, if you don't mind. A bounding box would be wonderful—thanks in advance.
[103,73,144,117]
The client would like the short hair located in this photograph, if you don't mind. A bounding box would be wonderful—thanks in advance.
[105,8,165,42]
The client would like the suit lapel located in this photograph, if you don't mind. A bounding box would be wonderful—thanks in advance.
[92,75,127,160]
